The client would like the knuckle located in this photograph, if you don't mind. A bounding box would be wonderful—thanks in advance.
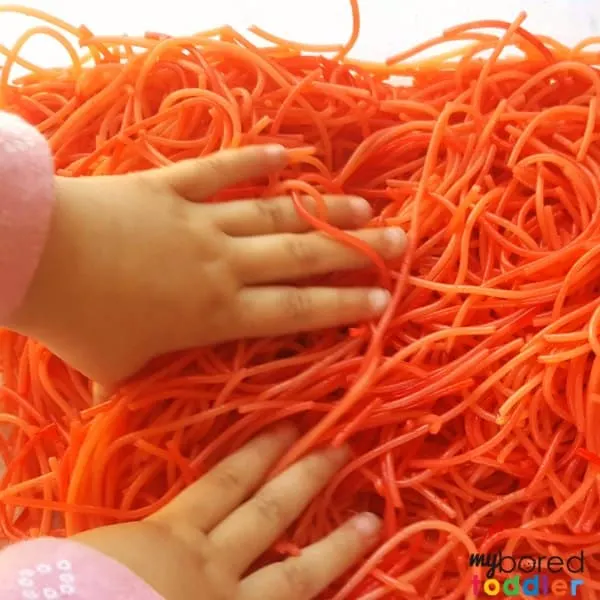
[211,466,246,496]
[286,237,319,268]
[300,453,331,482]
[202,156,225,184]
[134,170,163,195]
[254,199,285,231]
[252,492,287,529]
[280,560,312,598]
[147,519,211,567]
[283,289,313,322]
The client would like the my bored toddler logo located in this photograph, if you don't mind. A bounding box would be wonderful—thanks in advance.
[470,551,585,597]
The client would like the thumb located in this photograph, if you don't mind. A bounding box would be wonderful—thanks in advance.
[158,144,287,201]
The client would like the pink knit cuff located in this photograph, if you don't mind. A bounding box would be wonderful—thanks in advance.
[0,111,55,324]
[0,537,164,600]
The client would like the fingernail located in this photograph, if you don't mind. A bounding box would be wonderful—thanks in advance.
[368,289,391,314]
[383,227,407,254]
[353,512,381,537]
[350,197,372,223]
[264,144,286,164]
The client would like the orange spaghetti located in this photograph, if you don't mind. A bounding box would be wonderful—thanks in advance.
[1,3,600,599]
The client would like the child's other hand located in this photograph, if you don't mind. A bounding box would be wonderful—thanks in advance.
[8,145,406,386]
[71,423,381,600]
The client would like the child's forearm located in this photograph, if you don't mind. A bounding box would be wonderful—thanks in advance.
[0,538,164,599]
[0,111,55,327]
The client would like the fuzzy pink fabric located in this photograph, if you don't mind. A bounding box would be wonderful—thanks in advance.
[0,111,55,324]
[0,538,164,600]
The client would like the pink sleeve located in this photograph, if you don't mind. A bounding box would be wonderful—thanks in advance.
[0,537,164,600]
[0,111,56,324]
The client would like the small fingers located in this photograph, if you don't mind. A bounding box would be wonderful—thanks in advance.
[234,286,391,338]
[211,194,372,237]
[148,423,298,532]
[159,145,287,202]
[233,227,406,284]
[210,446,349,576]
[239,513,381,600]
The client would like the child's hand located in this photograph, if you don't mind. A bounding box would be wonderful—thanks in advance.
[71,423,381,600]
[8,145,406,386]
